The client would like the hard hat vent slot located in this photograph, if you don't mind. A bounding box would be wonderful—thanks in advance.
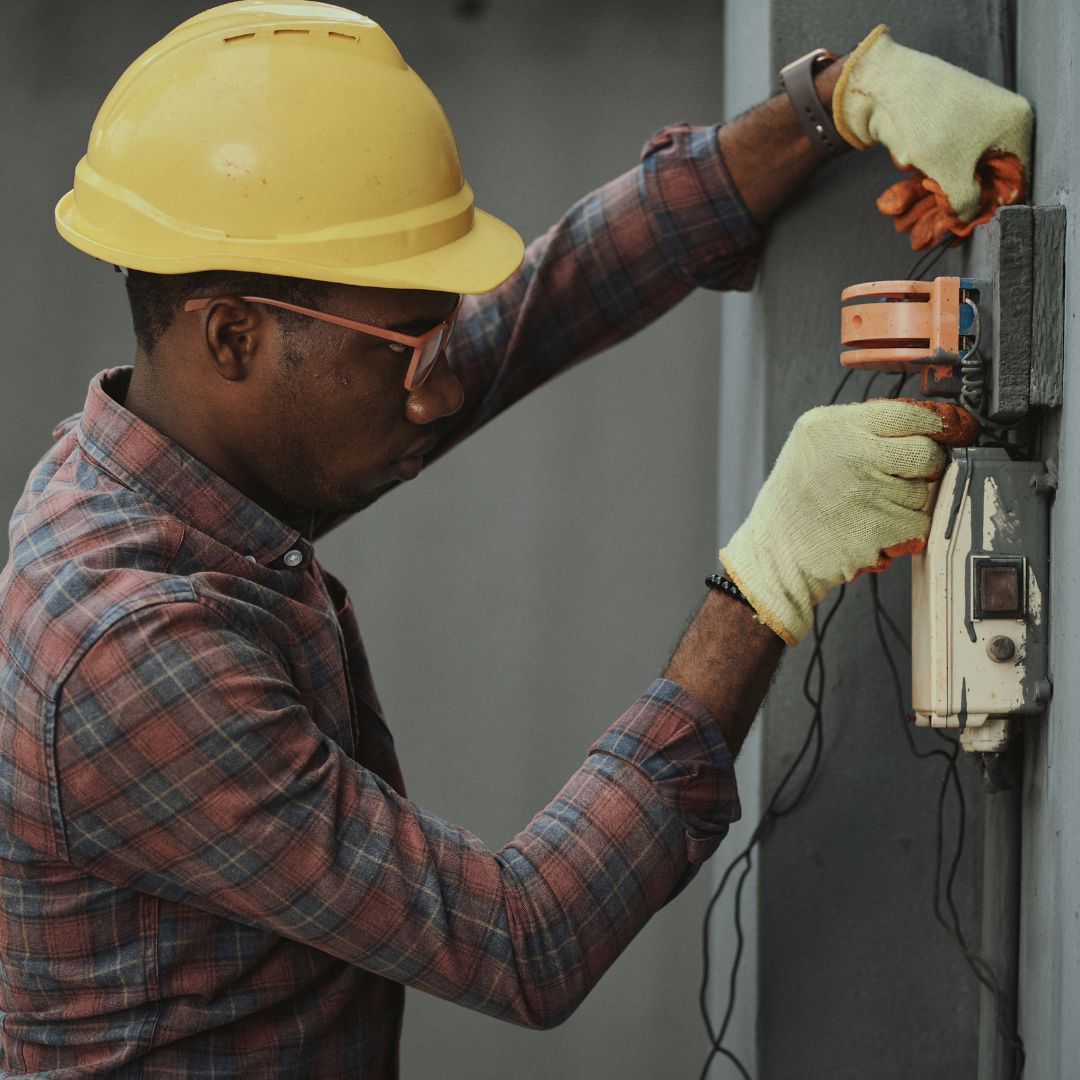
[222,29,360,45]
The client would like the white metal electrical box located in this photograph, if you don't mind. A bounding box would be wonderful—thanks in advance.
[911,447,1051,753]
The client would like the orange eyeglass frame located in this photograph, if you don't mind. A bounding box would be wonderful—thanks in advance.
[184,295,462,390]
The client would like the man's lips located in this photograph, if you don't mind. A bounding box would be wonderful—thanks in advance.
[393,434,438,480]
[398,434,438,462]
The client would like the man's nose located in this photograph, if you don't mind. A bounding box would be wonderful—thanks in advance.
[405,354,465,425]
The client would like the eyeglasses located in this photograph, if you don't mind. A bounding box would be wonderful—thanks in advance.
[183,295,462,390]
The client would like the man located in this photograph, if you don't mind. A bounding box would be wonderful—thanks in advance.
[0,2,1031,1076]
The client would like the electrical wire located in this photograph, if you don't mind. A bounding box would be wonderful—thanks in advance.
[867,576,1026,1078]
[827,367,856,406]
[697,589,847,1080]
[906,235,955,282]
[698,240,1026,1078]
[696,358,868,1080]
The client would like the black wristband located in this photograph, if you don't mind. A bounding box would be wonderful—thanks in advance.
[778,48,850,161]
[706,573,756,612]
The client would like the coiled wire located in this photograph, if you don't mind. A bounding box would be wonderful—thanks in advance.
[958,297,986,414]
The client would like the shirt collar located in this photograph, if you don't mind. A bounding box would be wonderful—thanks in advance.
[72,367,313,570]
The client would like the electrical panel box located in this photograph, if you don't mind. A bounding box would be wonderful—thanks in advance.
[911,448,1051,754]
[840,206,1064,769]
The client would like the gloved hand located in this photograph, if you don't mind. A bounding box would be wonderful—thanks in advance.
[833,25,1033,250]
[718,400,950,647]
[868,399,978,567]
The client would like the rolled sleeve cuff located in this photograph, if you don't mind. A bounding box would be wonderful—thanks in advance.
[590,678,741,864]
[638,122,764,292]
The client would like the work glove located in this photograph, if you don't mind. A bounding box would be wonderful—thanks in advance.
[719,400,956,647]
[833,25,1033,250]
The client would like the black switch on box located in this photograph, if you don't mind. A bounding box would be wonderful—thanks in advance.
[972,556,1026,619]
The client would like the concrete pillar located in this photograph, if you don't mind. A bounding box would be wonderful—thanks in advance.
[713,3,1017,1077]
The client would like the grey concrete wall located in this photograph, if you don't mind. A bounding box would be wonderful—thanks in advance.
[717,2,1018,1078]
[1013,2,1080,1077]
[2,2,730,1078]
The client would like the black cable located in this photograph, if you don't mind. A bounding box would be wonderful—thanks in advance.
[906,235,955,281]
[827,367,856,406]
[716,849,754,1051]
[699,362,912,1078]
[867,574,1026,1078]
[697,350,875,1079]
[698,240,1025,1078]
[889,373,912,399]
[875,596,911,655]
[896,242,1023,1075]
[699,570,851,1075]
[697,589,847,1079]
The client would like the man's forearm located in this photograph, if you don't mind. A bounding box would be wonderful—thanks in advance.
[664,590,785,758]
[719,55,848,224]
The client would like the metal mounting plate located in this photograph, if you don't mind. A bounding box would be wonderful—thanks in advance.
[966,204,1066,421]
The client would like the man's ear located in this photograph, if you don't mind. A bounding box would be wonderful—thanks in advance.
[194,296,270,382]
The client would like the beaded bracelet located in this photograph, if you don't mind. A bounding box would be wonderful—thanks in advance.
[705,573,756,612]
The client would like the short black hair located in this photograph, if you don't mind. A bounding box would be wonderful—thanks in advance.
[123,268,332,355]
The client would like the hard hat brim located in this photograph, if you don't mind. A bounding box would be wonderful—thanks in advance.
[56,191,525,296]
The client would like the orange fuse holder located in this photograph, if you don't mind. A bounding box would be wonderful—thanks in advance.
[839,276,987,398]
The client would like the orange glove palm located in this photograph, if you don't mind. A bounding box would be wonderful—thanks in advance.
[876,151,1028,251]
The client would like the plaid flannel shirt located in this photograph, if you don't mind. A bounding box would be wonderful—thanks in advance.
[0,124,761,1077]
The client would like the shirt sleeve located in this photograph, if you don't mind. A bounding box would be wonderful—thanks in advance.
[53,600,740,1030]
[433,122,763,457]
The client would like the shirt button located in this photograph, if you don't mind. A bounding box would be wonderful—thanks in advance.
[283,549,304,568]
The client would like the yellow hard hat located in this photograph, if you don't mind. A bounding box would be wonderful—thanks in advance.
[55,1,524,294]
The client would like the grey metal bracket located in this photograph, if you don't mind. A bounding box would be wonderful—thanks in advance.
[967,204,1066,422]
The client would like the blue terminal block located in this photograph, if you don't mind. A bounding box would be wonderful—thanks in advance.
[958,277,993,343]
